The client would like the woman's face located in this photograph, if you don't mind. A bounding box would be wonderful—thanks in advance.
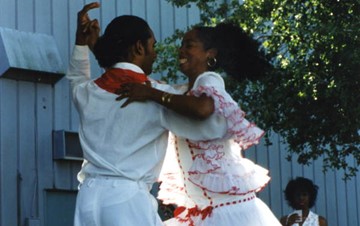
[293,190,310,210]
[178,29,211,79]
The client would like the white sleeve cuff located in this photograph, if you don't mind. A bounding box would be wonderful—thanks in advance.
[72,45,90,60]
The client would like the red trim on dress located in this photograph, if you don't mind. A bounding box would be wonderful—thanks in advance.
[174,194,257,225]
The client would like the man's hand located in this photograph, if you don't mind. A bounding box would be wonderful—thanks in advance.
[286,213,303,226]
[76,2,101,51]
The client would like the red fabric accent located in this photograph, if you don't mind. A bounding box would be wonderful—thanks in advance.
[187,206,201,217]
[174,196,256,223]
[94,68,148,94]
[176,205,214,221]
[174,206,186,217]
[200,206,213,220]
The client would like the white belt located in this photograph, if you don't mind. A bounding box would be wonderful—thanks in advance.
[82,174,152,191]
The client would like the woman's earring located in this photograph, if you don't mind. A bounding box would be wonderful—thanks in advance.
[207,57,217,68]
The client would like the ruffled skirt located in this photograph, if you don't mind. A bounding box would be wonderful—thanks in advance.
[157,123,280,226]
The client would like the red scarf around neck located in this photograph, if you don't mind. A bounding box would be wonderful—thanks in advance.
[94,68,149,94]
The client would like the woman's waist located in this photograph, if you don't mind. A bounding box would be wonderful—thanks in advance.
[173,192,257,222]
[186,189,256,208]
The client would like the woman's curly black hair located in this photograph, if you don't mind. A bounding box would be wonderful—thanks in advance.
[284,177,319,209]
[193,21,271,82]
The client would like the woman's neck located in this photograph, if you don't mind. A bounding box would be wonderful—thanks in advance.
[187,70,206,90]
[301,208,310,218]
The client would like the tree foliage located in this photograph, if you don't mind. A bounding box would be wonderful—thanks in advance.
[154,0,360,178]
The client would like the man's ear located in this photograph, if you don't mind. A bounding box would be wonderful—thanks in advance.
[134,40,145,56]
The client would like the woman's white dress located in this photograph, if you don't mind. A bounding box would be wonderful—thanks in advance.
[158,71,282,226]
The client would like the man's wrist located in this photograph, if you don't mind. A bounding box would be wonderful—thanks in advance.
[75,31,87,45]
[75,39,87,45]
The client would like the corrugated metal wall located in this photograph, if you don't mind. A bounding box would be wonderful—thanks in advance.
[0,0,358,226]
[246,135,360,226]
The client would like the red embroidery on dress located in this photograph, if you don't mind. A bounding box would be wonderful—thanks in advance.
[186,138,225,174]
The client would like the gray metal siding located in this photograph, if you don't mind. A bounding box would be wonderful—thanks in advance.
[0,0,358,226]
[245,134,360,226]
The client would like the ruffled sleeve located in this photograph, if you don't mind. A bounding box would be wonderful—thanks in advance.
[190,72,265,149]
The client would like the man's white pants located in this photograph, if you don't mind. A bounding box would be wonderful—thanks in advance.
[74,176,163,226]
